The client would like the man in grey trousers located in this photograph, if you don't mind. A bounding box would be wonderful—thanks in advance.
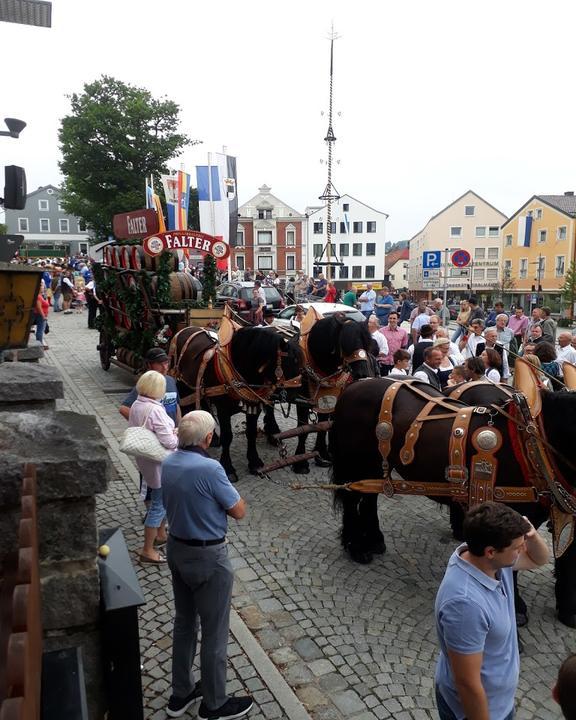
[162,411,253,720]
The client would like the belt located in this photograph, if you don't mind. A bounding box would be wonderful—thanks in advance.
[170,534,225,547]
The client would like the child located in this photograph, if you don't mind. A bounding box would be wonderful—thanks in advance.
[389,349,411,377]
[447,365,467,386]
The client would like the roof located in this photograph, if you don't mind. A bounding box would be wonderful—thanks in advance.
[408,189,507,242]
[385,247,409,272]
[306,194,389,218]
[239,185,304,218]
[26,184,60,199]
[502,193,576,228]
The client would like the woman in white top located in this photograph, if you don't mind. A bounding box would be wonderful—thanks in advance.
[367,315,389,376]
[480,348,502,383]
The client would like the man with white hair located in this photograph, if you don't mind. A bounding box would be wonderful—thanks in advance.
[359,283,376,318]
[162,411,253,720]
[432,298,450,326]
[557,331,576,376]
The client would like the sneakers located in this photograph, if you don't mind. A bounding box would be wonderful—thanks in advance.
[198,696,254,720]
[166,681,203,718]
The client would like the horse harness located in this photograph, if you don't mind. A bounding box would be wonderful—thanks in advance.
[369,377,576,557]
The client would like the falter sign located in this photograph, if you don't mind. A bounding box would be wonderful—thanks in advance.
[142,230,230,260]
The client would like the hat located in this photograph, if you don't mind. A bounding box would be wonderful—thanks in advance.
[145,347,169,364]
[433,337,450,347]
[263,307,275,317]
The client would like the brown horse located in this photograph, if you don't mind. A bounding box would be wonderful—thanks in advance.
[329,373,576,627]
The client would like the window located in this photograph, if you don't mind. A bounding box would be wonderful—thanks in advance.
[474,248,486,260]
[473,268,485,280]
[257,231,272,245]
[538,257,546,276]
[257,256,273,270]
[328,222,336,234]
[352,266,362,279]
[236,255,245,271]
[78,220,87,232]
[313,243,323,258]
[339,266,349,279]
[487,247,499,260]
[365,265,375,279]
[18,218,29,232]
[339,221,347,234]
[59,218,69,232]
[58,201,64,212]
[286,230,295,246]
[519,258,528,279]
[366,221,376,233]
[486,268,498,280]
[353,222,363,233]
[352,243,362,256]
[505,234,512,246]
[78,242,89,255]
[38,199,49,211]
[504,259,512,277]
[488,226,499,237]
[535,208,543,219]
[286,255,295,271]
[475,226,486,237]
[339,243,349,256]
[236,230,244,246]
[558,226,567,240]
[257,209,272,219]
[556,256,565,277]
[366,243,376,256]
[313,222,323,234]
[451,226,462,237]
[538,229,547,244]
[39,218,50,232]
[343,203,349,212]
[465,206,475,216]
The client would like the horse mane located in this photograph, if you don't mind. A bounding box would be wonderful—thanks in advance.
[308,315,372,374]
[231,327,301,385]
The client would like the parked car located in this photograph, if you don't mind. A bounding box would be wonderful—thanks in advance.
[216,282,285,319]
[447,304,460,320]
[272,302,365,331]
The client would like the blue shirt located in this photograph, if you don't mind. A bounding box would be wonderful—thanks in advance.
[375,293,395,323]
[122,375,179,423]
[435,544,518,720]
[162,450,240,540]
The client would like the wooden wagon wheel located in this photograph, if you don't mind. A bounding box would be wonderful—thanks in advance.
[97,328,113,371]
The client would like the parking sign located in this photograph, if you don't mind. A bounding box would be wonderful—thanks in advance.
[423,251,441,269]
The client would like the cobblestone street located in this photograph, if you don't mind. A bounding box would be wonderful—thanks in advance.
[43,311,572,720]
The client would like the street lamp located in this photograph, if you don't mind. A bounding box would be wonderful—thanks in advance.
[0,118,26,138]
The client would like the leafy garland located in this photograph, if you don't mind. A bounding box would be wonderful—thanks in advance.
[203,254,217,307]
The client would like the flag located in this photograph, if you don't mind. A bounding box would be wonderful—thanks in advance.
[517,214,532,247]
[196,152,238,247]
[145,176,166,232]
[177,170,191,231]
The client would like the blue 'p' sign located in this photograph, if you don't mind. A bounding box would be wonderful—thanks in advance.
[423,251,441,269]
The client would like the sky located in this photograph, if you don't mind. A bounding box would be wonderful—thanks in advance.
[2,0,576,244]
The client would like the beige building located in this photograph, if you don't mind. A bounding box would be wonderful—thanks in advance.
[408,190,507,299]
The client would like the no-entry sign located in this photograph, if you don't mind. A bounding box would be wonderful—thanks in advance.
[451,249,471,268]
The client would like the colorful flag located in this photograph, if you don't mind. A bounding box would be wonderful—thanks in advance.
[145,176,166,232]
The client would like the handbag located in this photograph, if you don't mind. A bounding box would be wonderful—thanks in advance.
[120,405,171,463]
[44,321,50,335]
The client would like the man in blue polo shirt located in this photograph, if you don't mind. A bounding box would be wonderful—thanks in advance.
[435,502,549,720]
[162,411,253,720]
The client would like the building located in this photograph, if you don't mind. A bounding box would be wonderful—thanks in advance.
[385,247,409,289]
[305,194,388,283]
[4,184,92,256]
[501,191,576,313]
[233,185,306,276]
[407,190,507,300]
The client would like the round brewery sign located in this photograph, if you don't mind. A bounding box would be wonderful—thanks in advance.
[143,230,231,260]
[451,249,471,268]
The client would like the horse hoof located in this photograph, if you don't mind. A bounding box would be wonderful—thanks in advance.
[267,436,279,447]
[349,549,373,565]
[228,472,239,484]
[516,611,528,628]
[292,462,310,475]
[557,610,576,629]
[249,465,263,475]
[314,456,332,468]
[369,541,387,555]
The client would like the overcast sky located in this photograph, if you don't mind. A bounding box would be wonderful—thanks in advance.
[2,0,575,243]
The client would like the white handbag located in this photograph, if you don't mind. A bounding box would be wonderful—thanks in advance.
[120,405,171,463]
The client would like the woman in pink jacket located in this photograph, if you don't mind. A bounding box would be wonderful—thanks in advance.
[129,370,178,563]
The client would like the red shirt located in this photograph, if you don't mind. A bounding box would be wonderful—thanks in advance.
[325,286,337,303]
[379,325,408,365]
[37,294,49,318]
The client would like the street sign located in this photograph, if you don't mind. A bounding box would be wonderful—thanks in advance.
[451,249,471,268]
[423,269,440,279]
[423,251,442,269]
[423,279,439,289]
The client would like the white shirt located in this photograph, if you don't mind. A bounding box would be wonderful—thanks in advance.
[413,363,440,384]
[486,343,510,380]
[359,289,376,312]
[557,344,576,369]
[411,313,432,333]
[461,334,485,360]
[371,331,389,358]
[389,368,408,377]
[485,368,501,383]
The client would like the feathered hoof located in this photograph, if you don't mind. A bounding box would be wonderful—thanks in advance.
[314,456,332,468]
[515,611,528,628]
[369,541,387,555]
[227,471,239,484]
[249,465,263,476]
[292,461,310,474]
[557,609,576,628]
[266,435,279,447]
[348,548,373,564]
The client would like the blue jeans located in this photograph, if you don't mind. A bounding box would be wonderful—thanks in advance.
[53,291,62,311]
[33,314,46,343]
[451,325,465,343]
[144,487,165,528]
[435,686,514,720]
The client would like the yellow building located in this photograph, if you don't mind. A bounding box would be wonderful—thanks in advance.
[501,192,576,312]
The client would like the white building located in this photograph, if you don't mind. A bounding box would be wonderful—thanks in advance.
[407,190,507,297]
[305,194,388,282]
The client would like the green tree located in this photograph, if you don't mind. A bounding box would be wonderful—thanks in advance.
[58,75,199,240]
[0,222,7,235]
[560,260,576,321]
[491,271,516,299]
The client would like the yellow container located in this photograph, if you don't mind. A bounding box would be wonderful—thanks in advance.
[0,263,43,350]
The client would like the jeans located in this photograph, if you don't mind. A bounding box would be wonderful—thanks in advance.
[451,325,465,343]
[52,291,62,311]
[143,487,165,528]
[435,686,514,720]
[33,314,46,343]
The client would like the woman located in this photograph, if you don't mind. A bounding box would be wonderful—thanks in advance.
[61,270,76,314]
[434,337,458,389]
[128,370,178,563]
[435,327,464,364]
[480,348,502,383]
[33,280,50,349]
[324,281,337,303]
[533,342,562,391]
[464,356,486,382]
[451,299,471,342]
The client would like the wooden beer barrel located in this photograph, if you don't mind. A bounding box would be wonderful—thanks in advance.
[103,246,113,266]
[150,272,199,303]
[144,251,179,272]
[131,246,146,270]
[119,246,131,269]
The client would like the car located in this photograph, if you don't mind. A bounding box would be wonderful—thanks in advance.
[216,282,285,319]
[272,302,366,331]
[447,304,460,320]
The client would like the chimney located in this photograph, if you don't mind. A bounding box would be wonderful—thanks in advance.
[564,191,574,196]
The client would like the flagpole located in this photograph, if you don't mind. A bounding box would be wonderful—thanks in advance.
[223,145,232,282]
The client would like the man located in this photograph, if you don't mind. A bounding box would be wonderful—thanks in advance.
[467,297,485,322]
[409,299,433,323]
[367,315,389,375]
[379,310,408,375]
[459,319,486,360]
[342,282,357,308]
[294,272,308,302]
[410,324,435,372]
[495,313,513,350]
[358,282,376,318]
[411,300,434,343]
[312,272,327,298]
[398,292,413,324]
[261,307,275,326]
[485,301,506,327]
[435,502,549,720]
[243,267,253,282]
[120,348,181,425]
[84,278,101,329]
[525,307,543,344]
[162,411,253,720]
[553,653,576,719]
[413,346,443,389]
[540,307,557,343]
[507,306,529,359]
[428,314,440,338]
[433,298,451,326]
[484,327,510,381]
[374,285,395,326]
[556,332,576,375]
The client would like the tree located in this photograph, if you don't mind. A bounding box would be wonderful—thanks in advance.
[59,76,198,240]
[0,223,7,235]
[491,271,516,299]
[560,260,576,321]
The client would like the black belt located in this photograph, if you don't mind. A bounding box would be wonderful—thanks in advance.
[170,534,225,547]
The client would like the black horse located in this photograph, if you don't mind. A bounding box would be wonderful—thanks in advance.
[330,377,576,628]
[170,325,302,482]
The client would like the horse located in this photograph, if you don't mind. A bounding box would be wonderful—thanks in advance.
[329,366,576,628]
[169,322,302,482]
